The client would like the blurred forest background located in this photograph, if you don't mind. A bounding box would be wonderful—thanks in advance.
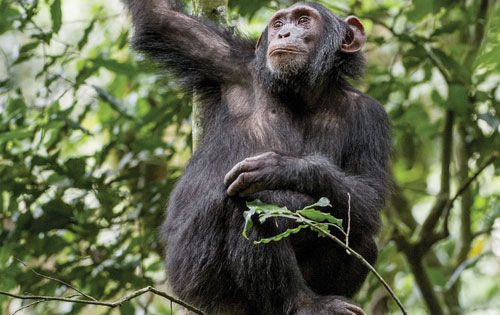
[1,0,500,314]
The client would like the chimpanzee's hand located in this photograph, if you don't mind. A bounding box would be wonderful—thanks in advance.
[224,152,296,197]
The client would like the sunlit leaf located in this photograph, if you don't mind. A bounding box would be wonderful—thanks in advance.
[50,0,62,34]
[78,18,97,50]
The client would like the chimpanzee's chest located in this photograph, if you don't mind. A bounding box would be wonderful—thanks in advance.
[220,84,347,161]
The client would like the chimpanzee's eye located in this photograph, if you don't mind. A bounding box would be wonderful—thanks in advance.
[274,20,284,28]
[298,16,310,24]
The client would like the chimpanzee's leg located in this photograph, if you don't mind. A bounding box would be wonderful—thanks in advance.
[164,190,367,315]
[296,232,377,298]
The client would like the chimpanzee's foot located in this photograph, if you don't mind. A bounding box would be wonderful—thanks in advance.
[294,294,366,315]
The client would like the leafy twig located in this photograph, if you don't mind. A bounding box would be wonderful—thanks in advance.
[243,197,408,315]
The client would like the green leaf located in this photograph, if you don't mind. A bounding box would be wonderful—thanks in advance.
[66,158,87,179]
[243,199,292,238]
[13,42,40,65]
[242,207,256,239]
[254,225,308,244]
[431,21,464,37]
[93,57,136,76]
[474,45,500,71]
[93,85,136,120]
[19,41,39,54]
[403,46,427,71]
[50,0,62,34]
[75,63,98,86]
[303,197,332,209]
[53,114,92,135]
[246,199,288,212]
[430,48,466,78]
[407,0,433,21]
[243,198,343,244]
[298,209,343,227]
[0,130,33,142]
[78,18,96,50]
[0,5,19,35]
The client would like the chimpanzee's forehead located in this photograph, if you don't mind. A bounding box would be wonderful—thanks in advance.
[270,4,321,19]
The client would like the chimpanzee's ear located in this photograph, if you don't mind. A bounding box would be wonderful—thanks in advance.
[341,16,366,54]
[255,32,264,53]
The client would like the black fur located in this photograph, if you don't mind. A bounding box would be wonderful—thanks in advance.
[127,1,390,314]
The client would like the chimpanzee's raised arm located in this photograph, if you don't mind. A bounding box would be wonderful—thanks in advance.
[127,0,254,89]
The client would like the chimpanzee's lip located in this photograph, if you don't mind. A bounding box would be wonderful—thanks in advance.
[269,47,305,56]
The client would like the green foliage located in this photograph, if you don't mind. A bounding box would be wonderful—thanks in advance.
[0,0,192,313]
[242,198,343,244]
[1,0,500,314]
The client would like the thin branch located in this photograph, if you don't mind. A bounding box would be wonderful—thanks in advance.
[442,151,499,235]
[304,220,408,315]
[13,300,44,315]
[472,227,495,239]
[14,258,97,301]
[367,17,453,84]
[443,251,492,291]
[345,192,352,253]
[0,286,205,315]
[450,151,498,207]
[416,111,455,245]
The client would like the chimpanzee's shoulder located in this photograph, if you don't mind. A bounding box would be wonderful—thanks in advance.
[346,89,387,118]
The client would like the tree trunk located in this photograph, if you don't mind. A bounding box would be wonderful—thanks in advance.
[192,0,228,149]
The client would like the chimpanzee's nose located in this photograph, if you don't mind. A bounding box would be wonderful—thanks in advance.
[279,31,291,39]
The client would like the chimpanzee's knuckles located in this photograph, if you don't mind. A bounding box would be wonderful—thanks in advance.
[295,296,366,315]
[347,305,366,315]
[227,172,257,196]
[239,182,266,197]
[226,173,244,196]
[246,151,276,160]
[331,300,366,315]
[224,161,248,187]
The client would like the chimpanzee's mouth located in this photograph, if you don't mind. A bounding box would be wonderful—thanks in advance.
[269,48,305,56]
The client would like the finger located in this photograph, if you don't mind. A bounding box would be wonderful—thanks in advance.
[238,182,266,197]
[224,160,258,187]
[226,172,256,196]
[346,305,366,315]
[244,151,275,161]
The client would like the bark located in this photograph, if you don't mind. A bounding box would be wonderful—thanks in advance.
[192,0,228,149]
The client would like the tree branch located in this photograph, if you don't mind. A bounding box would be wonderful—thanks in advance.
[0,261,199,313]
[0,286,206,315]
[441,151,498,237]
[416,111,454,245]
[443,251,493,292]
[14,258,97,302]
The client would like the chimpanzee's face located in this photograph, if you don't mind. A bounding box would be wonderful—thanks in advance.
[265,5,324,77]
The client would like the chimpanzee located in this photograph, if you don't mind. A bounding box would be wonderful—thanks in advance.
[127,1,390,314]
